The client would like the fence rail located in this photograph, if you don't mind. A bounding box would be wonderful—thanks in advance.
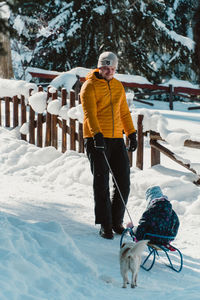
[29,69,200,110]
[0,86,84,154]
[78,78,200,110]
[136,128,200,185]
[0,83,200,184]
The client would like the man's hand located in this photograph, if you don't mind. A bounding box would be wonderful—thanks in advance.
[93,132,106,152]
[128,132,137,152]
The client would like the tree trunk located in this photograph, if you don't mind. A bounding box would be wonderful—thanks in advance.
[0,33,13,79]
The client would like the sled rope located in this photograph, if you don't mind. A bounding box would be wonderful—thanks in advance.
[103,151,134,225]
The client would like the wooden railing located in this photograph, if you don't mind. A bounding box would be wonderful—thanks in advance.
[0,86,84,153]
[0,83,200,184]
[136,125,200,185]
[76,78,200,111]
[0,84,142,167]
[29,70,200,110]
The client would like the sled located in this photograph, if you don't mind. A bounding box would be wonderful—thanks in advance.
[120,228,183,273]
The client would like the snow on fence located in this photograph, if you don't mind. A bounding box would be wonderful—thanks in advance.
[136,121,200,184]
[29,68,200,111]
[149,131,200,179]
[0,86,84,153]
[0,83,200,184]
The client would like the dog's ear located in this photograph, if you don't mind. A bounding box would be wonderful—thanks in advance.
[121,243,126,248]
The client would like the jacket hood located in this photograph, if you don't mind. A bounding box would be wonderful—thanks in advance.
[85,69,116,83]
[85,69,100,81]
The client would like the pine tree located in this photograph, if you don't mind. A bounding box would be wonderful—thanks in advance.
[9,0,49,78]
[119,0,198,83]
[193,0,200,83]
[9,0,200,83]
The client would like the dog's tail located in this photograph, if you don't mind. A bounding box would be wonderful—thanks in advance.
[131,240,149,256]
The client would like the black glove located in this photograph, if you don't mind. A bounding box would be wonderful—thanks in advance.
[128,132,137,152]
[93,132,106,152]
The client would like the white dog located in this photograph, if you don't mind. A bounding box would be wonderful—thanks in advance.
[119,240,148,288]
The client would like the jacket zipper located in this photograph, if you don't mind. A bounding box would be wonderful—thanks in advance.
[108,81,114,137]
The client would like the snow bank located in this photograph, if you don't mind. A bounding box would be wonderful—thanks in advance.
[0,78,37,100]
[0,129,62,174]
[0,213,97,300]
[0,117,200,298]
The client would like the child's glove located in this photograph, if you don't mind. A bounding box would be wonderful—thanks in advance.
[126,222,134,228]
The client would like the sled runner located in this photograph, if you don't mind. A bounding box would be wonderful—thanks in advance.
[120,228,183,273]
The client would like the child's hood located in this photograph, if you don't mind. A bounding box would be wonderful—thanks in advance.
[147,197,172,212]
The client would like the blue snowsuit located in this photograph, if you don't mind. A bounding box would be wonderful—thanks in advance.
[133,186,180,245]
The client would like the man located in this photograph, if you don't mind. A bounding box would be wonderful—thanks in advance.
[80,51,137,239]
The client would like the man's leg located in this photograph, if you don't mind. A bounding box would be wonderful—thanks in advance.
[110,139,130,231]
[84,138,112,226]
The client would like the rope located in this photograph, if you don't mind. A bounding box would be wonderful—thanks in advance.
[103,151,134,225]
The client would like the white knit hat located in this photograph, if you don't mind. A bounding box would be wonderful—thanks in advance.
[97,51,118,69]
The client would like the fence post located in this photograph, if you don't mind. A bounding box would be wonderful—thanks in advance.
[74,78,81,100]
[37,86,43,147]
[51,90,58,149]
[136,114,144,170]
[5,97,10,127]
[70,90,76,151]
[61,88,67,153]
[150,131,160,166]
[20,95,26,141]
[45,88,52,146]
[29,89,35,145]
[13,95,19,128]
[169,84,174,110]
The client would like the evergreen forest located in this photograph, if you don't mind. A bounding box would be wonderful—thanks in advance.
[1,0,200,83]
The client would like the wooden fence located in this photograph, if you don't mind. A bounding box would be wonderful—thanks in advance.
[0,84,146,168]
[0,86,136,165]
[136,123,200,185]
[0,83,200,184]
[0,86,84,153]
[78,77,200,111]
[29,70,200,110]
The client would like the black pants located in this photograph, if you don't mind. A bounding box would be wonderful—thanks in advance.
[84,138,130,226]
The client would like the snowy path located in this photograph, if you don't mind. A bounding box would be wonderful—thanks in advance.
[0,105,200,299]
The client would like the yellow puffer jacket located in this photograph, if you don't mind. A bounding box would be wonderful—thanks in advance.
[80,69,136,138]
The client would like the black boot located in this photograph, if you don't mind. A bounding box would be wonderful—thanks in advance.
[99,225,114,239]
[112,224,125,235]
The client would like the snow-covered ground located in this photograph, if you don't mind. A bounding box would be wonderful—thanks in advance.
[0,76,200,299]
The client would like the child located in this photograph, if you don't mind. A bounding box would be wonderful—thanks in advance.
[132,186,180,245]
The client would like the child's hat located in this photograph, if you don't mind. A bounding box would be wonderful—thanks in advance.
[146,186,164,203]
